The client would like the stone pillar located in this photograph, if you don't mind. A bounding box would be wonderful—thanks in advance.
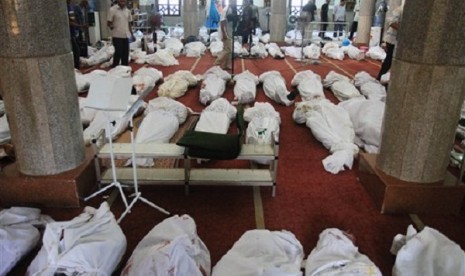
[96,0,111,40]
[270,0,287,42]
[0,0,95,207]
[183,0,199,39]
[354,0,375,45]
[359,0,465,214]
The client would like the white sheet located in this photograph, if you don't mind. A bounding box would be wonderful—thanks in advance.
[233,70,259,104]
[212,229,304,276]
[199,66,231,105]
[195,111,230,134]
[0,207,49,276]
[392,225,465,276]
[291,70,325,100]
[83,95,143,144]
[303,43,321,60]
[0,115,11,144]
[184,41,207,57]
[293,99,358,174]
[323,71,361,101]
[158,70,199,98]
[305,228,382,276]
[133,67,163,95]
[265,43,285,59]
[339,98,385,153]
[250,42,268,58]
[145,49,180,66]
[121,215,210,276]
[244,102,280,164]
[163,37,184,56]
[259,71,294,106]
[27,202,126,276]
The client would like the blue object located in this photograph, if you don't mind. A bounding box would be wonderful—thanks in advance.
[342,38,351,46]
[205,0,220,29]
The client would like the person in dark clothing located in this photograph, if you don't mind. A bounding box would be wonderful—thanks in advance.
[67,0,88,69]
[301,0,317,22]
[319,0,330,38]
[239,0,254,46]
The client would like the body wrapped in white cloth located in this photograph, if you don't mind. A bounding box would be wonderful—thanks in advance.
[291,70,325,101]
[233,70,259,104]
[199,66,231,105]
[195,98,237,134]
[82,95,146,144]
[339,97,385,154]
[0,207,50,276]
[121,215,211,276]
[293,98,358,174]
[323,71,361,101]
[132,67,163,95]
[128,97,190,167]
[26,202,126,276]
[391,225,465,276]
[212,229,304,276]
[158,70,199,98]
[305,228,382,276]
[244,102,280,164]
[259,71,295,106]
[353,71,386,102]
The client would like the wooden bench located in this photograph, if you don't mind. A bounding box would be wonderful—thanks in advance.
[93,140,279,196]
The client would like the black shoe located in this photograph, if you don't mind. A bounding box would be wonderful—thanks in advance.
[287,90,299,101]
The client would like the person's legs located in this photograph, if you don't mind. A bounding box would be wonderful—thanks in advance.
[71,36,80,69]
[223,37,233,69]
[215,37,232,69]
[121,38,130,66]
[112,37,122,67]
[349,21,358,40]
[377,43,395,80]
[337,21,344,37]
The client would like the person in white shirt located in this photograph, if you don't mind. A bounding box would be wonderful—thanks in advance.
[333,0,346,38]
[107,0,135,67]
[214,0,238,70]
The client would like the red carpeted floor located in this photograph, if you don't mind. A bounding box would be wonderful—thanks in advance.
[6,50,465,276]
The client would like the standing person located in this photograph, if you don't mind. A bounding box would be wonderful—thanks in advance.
[377,5,403,80]
[216,0,223,13]
[250,0,259,34]
[214,0,237,70]
[333,0,346,38]
[319,0,330,39]
[76,0,90,45]
[301,0,317,22]
[374,0,388,44]
[107,0,135,67]
[349,0,360,40]
[148,6,163,45]
[67,0,87,69]
[239,0,254,46]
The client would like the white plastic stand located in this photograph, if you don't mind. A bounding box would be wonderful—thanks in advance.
[117,111,170,223]
[84,114,129,210]
[83,75,133,208]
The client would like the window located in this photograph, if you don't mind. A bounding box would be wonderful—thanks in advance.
[222,0,244,15]
[158,0,181,16]
[223,0,244,5]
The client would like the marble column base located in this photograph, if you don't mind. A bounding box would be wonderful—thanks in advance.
[359,153,465,214]
[0,147,96,208]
